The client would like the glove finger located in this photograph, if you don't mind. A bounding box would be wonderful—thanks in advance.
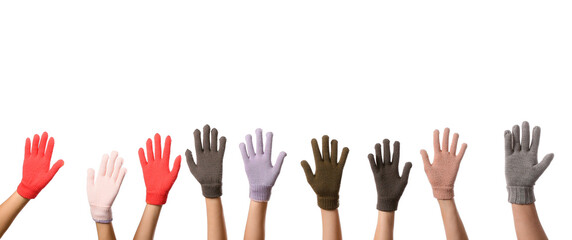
[401,162,413,181]
[300,160,315,184]
[383,139,390,164]
[239,143,249,164]
[185,149,198,176]
[521,121,531,151]
[534,153,554,177]
[530,126,541,153]
[375,143,382,167]
[512,124,521,151]
[246,134,255,157]
[163,136,172,162]
[218,136,227,155]
[87,168,95,190]
[47,160,64,182]
[420,149,431,167]
[203,125,211,151]
[138,148,147,167]
[368,153,377,172]
[39,132,48,156]
[392,141,400,166]
[211,128,219,151]
[154,133,162,161]
[338,147,349,168]
[106,151,117,177]
[256,128,264,154]
[322,135,330,163]
[99,153,109,176]
[146,138,154,163]
[265,131,273,158]
[272,151,287,174]
[442,128,450,152]
[194,129,203,153]
[112,157,124,181]
[331,140,338,163]
[450,133,459,156]
[32,134,40,155]
[433,129,441,153]
[170,155,182,181]
[116,167,127,186]
[456,143,468,161]
[504,130,513,156]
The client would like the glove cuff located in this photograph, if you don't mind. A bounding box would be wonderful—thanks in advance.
[146,192,168,205]
[17,182,40,199]
[202,184,222,198]
[432,186,454,200]
[507,186,535,204]
[377,197,399,212]
[317,195,339,210]
[90,205,113,223]
[249,185,273,202]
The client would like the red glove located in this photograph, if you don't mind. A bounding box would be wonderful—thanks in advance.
[138,133,181,205]
[17,132,65,199]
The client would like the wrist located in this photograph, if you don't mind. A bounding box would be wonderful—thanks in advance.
[507,186,535,204]
[317,195,339,210]
[146,191,168,205]
[377,197,400,212]
[17,182,41,200]
[432,186,454,199]
[201,183,222,198]
[249,185,273,202]
[90,205,113,223]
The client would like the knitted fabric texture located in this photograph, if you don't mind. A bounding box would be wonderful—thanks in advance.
[17,132,64,199]
[504,121,554,205]
[87,151,127,223]
[138,134,181,205]
[369,139,412,212]
[240,129,286,202]
[421,128,467,200]
[186,125,227,198]
[301,135,349,210]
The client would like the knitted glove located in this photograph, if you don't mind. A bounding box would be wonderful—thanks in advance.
[186,125,227,198]
[505,121,554,204]
[368,139,412,212]
[87,151,127,223]
[138,134,182,205]
[421,128,467,200]
[17,132,65,199]
[239,128,287,202]
[301,135,349,210]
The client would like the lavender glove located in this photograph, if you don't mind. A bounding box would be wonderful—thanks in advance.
[239,128,287,202]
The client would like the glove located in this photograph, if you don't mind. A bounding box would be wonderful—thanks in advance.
[420,128,467,200]
[17,132,65,199]
[368,139,412,212]
[239,128,287,202]
[505,121,554,204]
[87,151,127,223]
[186,125,227,198]
[138,133,182,205]
[301,135,349,210]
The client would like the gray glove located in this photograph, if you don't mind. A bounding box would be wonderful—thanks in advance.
[186,125,227,198]
[504,121,554,204]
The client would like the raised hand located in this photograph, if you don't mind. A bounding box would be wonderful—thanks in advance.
[17,132,65,199]
[505,121,554,204]
[240,128,287,202]
[138,133,181,205]
[421,128,467,200]
[87,151,127,223]
[186,124,227,198]
[301,135,349,210]
[368,139,412,212]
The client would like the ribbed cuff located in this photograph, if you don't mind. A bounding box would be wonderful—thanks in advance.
[507,186,535,204]
[146,192,168,205]
[202,184,222,198]
[90,205,112,223]
[377,197,399,212]
[249,185,273,202]
[317,195,339,210]
[432,187,454,200]
[17,183,40,199]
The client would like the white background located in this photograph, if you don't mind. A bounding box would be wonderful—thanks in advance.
[1,0,571,239]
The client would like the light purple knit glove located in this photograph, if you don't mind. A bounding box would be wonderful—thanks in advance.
[239,128,287,202]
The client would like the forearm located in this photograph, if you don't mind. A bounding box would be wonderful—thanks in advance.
[0,192,30,237]
[206,197,227,240]
[321,209,342,240]
[438,199,468,240]
[244,200,267,240]
[511,203,547,240]
[96,222,116,240]
[134,204,162,240]
[374,211,394,240]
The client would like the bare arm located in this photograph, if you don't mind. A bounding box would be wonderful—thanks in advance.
[374,211,394,240]
[438,199,468,240]
[134,204,162,240]
[321,209,342,240]
[511,203,547,240]
[206,197,227,240]
[96,223,116,240]
[244,200,267,240]
[0,192,29,237]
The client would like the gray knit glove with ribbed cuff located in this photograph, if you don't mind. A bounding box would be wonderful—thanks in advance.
[505,121,554,205]
[368,139,412,212]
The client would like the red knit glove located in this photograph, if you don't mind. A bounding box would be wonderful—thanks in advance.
[17,132,65,199]
[138,133,181,205]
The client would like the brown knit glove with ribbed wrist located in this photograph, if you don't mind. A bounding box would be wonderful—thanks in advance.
[301,135,349,210]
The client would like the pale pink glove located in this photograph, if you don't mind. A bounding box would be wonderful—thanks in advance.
[421,128,467,199]
[87,151,127,223]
